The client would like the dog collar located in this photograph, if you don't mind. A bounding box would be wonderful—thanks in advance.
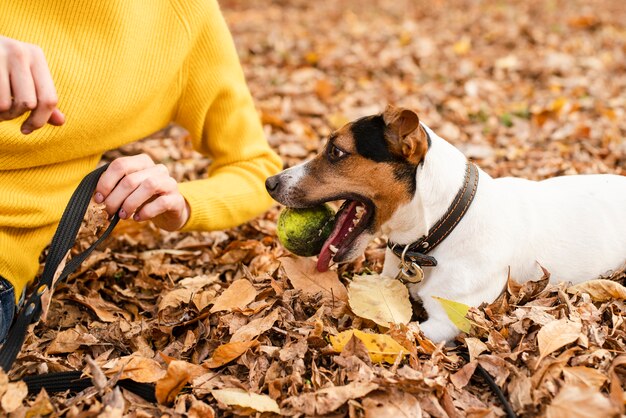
[387,161,479,282]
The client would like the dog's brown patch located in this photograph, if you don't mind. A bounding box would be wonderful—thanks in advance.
[284,106,430,230]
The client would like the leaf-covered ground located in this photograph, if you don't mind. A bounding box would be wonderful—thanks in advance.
[3,0,626,416]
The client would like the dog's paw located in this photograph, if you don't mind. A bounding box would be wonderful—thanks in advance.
[418,318,460,343]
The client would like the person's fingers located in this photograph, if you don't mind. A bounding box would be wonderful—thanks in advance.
[135,194,187,228]
[48,108,65,126]
[94,154,155,204]
[22,46,59,133]
[3,48,37,123]
[118,171,177,219]
[0,48,10,116]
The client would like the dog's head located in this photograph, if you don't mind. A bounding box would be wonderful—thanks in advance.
[266,105,430,271]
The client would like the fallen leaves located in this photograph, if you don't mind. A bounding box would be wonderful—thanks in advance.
[546,384,618,418]
[205,340,259,368]
[155,360,208,405]
[568,279,626,302]
[0,380,27,413]
[348,273,412,327]
[280,256,348,303]
[5,0,626,416]
[433,296,472,333]
[330,330,409,364]
[211,388,280,414]
[209,278,257,313]
[537,319,582,363]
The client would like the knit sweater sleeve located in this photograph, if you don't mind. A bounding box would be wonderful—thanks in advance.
[173,0,282,232]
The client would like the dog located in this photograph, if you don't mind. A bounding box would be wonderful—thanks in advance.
[265,105,626,342]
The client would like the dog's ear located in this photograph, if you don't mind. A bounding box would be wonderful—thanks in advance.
[383,105,428,164]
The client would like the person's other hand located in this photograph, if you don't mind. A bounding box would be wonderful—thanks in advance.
[95,155,191,231]
[0,36,65,134]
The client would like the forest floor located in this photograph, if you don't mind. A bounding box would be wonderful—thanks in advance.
[3,0,626,416]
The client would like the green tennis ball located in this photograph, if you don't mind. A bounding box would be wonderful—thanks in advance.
[277,204,335,257]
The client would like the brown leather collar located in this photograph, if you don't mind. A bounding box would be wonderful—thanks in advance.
[387,161,479,267]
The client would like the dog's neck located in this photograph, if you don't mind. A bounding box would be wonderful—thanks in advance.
[382,125,469,245]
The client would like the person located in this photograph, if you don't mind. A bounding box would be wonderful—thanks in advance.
[0,0,282,342]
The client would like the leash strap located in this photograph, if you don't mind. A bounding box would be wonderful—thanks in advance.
[388,162,479,265]
[0,164,155,401]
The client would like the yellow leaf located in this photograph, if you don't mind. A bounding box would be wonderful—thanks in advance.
[348,274,412,327]
[330,330,408,364]
[211,388,280,414]
[205,340,259,368]
[432,296,471,333]
[567,279,626,302]
[453,36,471,55]
[537,319,582,363]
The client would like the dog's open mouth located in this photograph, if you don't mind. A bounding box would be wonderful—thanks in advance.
[317,199,374,272]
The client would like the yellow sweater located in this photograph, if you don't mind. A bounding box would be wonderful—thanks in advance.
[0,0,282,301]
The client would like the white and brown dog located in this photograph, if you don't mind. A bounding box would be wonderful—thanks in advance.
[265,105,626,342]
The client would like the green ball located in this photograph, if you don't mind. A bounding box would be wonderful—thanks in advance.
[277,204,335,257]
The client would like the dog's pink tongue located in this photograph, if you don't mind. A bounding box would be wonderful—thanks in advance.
[316,201,358,272]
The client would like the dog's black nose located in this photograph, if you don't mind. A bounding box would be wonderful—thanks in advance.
[265,175,280,193]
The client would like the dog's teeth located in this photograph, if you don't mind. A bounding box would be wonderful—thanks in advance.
[348,227,354,232]
[329,244,338,254]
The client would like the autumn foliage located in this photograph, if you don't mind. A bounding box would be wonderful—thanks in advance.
[2,0,626,417]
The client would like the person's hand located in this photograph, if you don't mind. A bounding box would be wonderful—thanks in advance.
[0,36,65,134]
[94,155,191,231]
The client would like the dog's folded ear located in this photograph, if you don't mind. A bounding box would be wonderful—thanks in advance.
[382,105,428,164]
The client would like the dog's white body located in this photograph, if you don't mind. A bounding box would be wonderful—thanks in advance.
[382,125,626,342]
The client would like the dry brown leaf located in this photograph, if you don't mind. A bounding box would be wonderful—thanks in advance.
[546,384,617,418]
[465,337,488,362]
[230,308,280,342]
[347,274,412,327]
[286,381,379,415]
[188,399,216,418]
[205,340,259,368]
[0,380,27,413]
[280,257,348,302]
[103,355,166,383]
[210,279,257,313]
[362,390,422,418]
[158,288,194,312]
[211,388,280,414]
[46,327,99,354]
[567,279,626,302]
[192,290,216,311]
[70,293,131,322]
[26,389,55,417]
[450,361,478,389]
[537,319,582,363]
[562,366,608,390]
[155,360,209,405]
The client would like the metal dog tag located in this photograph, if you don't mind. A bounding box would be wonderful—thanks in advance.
[395,261,424,283]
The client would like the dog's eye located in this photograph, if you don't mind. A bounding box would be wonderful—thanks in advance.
[328,144,347,161]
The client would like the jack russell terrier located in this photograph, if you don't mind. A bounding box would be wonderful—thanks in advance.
[265,105,626,342]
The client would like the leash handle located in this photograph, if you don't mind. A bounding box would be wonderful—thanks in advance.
[0,164,119,371]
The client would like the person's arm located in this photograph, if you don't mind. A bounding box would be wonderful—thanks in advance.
[172,0,282,231]
[95,0,281,232]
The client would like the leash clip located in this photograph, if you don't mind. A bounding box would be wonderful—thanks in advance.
[394,244,424,284]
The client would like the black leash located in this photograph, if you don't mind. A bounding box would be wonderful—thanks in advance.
[458,351,517,418]
[0,164,156,400]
